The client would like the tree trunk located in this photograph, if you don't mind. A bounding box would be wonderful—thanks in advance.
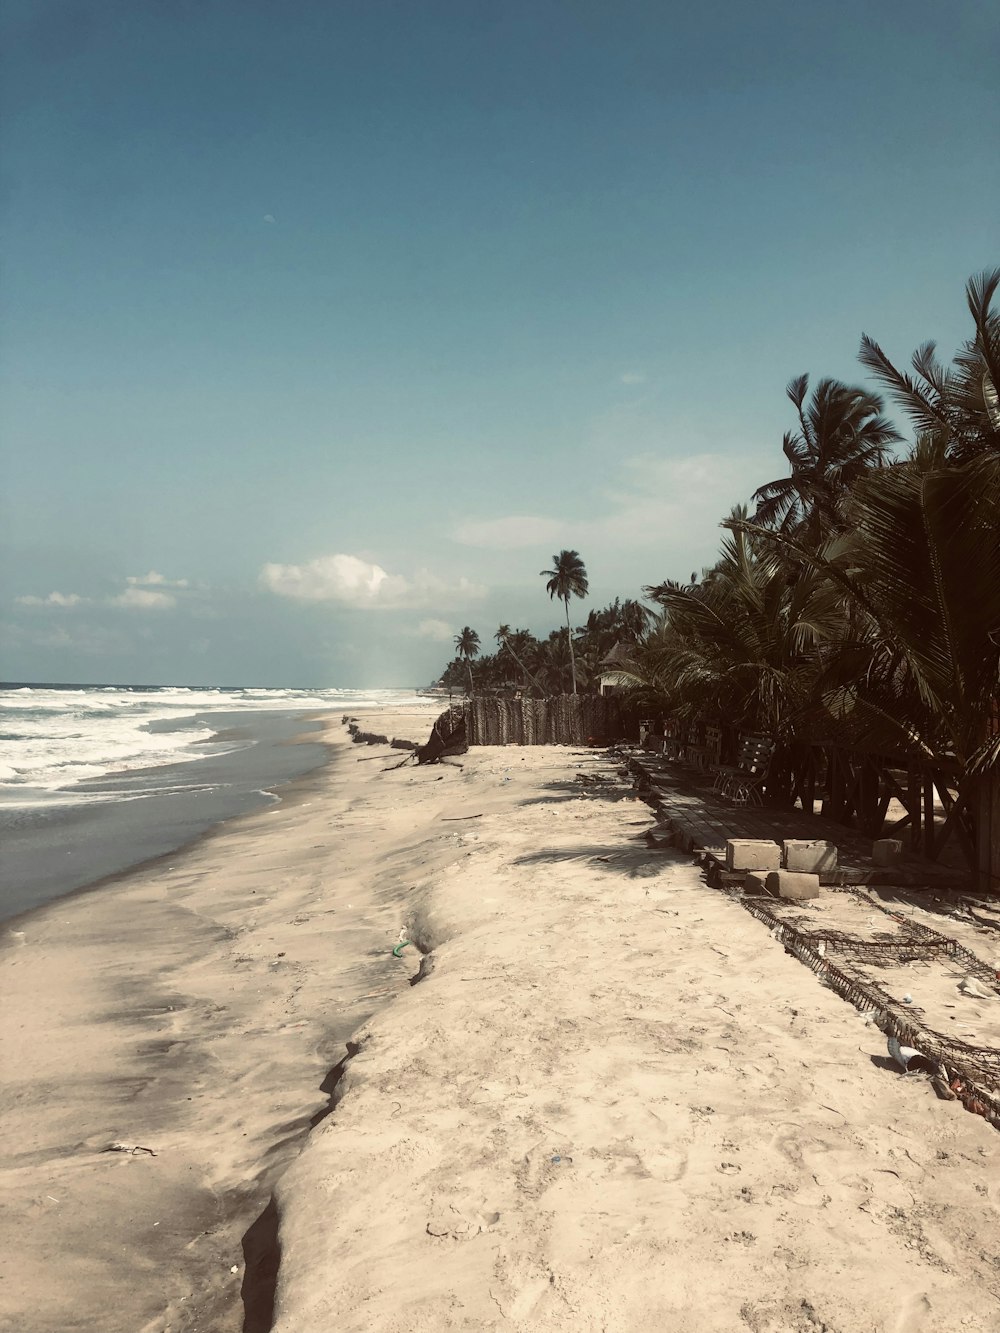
[500,638,545,696]
[465,658,474,696]
[564,597,577,695]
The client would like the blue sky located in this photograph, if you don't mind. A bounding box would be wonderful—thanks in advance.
[2,0,997,686]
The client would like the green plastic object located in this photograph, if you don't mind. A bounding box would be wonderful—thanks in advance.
[392,940,412,958]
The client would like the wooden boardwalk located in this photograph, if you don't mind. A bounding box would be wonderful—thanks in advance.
[627,753,970,892]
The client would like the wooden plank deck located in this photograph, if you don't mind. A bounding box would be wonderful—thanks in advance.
[627,753,971,891]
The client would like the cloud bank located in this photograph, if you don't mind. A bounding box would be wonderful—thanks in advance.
[260,553,485,610]
[15,572,191,612]
[111,587,177,610]
[16,591,87,607]
[125,571,190,589]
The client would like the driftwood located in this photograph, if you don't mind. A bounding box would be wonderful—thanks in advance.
[346,721,390,746]
[415,708,468,765]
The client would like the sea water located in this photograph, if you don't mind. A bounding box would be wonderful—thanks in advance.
[0,683,435,920]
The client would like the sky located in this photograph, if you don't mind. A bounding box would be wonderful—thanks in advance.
[1,0,997,687]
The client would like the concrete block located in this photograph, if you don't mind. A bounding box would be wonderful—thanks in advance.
[872,838,904,866]
[744,871,769,894]
[782,838,838,874]
[726,839,781,872]
[766,870,821,901]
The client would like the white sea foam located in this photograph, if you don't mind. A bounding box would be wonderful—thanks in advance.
[0,684,434,797]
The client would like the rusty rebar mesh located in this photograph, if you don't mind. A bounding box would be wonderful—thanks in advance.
[737,892,1000,1124]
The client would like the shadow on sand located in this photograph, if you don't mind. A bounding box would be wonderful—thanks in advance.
[511,840,684,878]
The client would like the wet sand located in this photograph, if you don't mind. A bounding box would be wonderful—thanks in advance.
[0,713,433,1333]
[0,710,331,921]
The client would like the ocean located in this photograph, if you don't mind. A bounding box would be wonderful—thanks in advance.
[0,683,435,921]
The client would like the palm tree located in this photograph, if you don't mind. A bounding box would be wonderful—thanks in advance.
[621,511,842,738]
[858,268,1000,462]
[453,627,480,695]
[541,550,588,694]
[732,452,1000,861]
[495,623,544,693]
[751,376,900,539]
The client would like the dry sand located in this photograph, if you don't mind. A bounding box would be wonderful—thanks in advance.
[272,719,1000,1333]
[3,706,1000,1333]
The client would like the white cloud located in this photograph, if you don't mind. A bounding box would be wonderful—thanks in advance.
[110,587,177,610]
[415,618,454,642]
[451,515,565,550]
[260,553,485,611]
[263,214,276,224]
[125,571,189,588]
[15,591,87,607]
[619,371,646,385]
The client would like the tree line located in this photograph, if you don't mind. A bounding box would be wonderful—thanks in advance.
[437,271,1000,805]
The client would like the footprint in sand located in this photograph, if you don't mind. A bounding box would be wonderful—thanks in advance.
[893,1292,932,1333]
[425,1198,501,1240]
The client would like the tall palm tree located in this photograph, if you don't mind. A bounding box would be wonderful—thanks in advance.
[453,627,480,695]
[541,550,588,694]
[751,376,900,539]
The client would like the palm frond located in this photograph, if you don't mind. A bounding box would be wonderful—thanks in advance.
[858,333,950,436]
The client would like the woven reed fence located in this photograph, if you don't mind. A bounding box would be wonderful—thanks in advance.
[466,695,623,746]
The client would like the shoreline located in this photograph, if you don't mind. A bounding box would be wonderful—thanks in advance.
[0,711,435,1333]
[1,721,333,934]
[0,710,336,924]
[4,709,998,1333]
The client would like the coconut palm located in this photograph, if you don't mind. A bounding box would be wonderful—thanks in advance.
[453,626,480,695]
[751,376,900,539]
[495,624,544,693]
[732,452,1000,859]
[619,511,842,741]
[541,550,589,694]
[858,268,1000,462]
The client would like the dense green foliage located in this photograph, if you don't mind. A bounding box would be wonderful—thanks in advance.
[434,272,1000,781]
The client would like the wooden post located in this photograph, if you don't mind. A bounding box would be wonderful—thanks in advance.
[859,759,876,836]
[977,771,1000,894]
[923,770,935,859]
[908,765,921,848]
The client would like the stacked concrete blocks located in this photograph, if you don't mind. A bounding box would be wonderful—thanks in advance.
[725,839,781,872]
[872,838,904,867]
[766,870,822,901]
[782,838,837,875]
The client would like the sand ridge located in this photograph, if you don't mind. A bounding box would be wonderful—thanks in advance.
[271,734,1000,1333]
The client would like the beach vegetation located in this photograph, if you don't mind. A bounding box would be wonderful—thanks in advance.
[432,274,999,856]
[453,626,481,695]
[541,550,589,695]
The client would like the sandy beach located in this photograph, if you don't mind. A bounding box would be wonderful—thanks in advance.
[0,708,435,1333]
[3,705,999,1333]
